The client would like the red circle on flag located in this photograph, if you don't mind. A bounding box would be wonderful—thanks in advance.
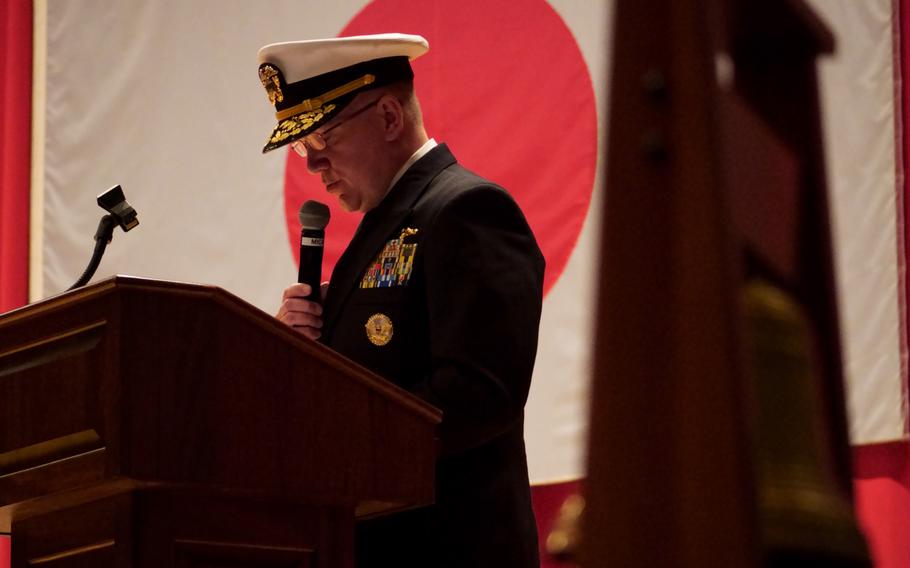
[283,0,597,296]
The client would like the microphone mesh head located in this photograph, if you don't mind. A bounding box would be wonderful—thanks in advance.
[298,200,331,230]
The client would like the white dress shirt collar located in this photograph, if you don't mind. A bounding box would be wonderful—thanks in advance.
[387,138,438,192]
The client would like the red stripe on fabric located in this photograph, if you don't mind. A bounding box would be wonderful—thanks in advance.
[534,455,910,568]
[0,0,30,554]
[0,0,32,313]
[854,441,910,480]
[853,442,910,568]
[531,480,582,568]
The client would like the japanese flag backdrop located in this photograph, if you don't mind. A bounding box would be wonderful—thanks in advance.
[35,0,611,484]
[2,0,909,566]
[34,0,905,466]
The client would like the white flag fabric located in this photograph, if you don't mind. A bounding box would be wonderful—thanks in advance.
[809,0,907,443]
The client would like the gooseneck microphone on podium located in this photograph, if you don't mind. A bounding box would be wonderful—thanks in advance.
[68,185,139,291]
[297,200,330,302]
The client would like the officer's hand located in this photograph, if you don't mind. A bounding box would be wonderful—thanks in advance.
[276,283,326,340]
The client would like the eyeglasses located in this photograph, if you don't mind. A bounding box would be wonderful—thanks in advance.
[290,97,381,157]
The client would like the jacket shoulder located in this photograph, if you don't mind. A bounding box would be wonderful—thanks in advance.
[417,163,515,215]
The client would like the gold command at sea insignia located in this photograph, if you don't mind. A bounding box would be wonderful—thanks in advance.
[365,313,394,346]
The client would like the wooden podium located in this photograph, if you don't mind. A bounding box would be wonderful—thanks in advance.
[0,276,441,567]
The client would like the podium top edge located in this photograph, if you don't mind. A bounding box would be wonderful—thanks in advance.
[0,275,443,424]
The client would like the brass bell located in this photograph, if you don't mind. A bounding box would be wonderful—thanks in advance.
[742,280,869,566]
[546,493,585,562]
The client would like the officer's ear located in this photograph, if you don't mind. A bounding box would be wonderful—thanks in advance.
[377,93,405,141]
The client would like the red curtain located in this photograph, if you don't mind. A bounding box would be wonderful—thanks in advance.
[0,0,32,313]
[0,0,30,559]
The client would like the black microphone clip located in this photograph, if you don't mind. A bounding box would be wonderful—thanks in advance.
[97,185,140,237]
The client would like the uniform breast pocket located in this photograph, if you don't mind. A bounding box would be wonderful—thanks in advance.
[336,287,409,382]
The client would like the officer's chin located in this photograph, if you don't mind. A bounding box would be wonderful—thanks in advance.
[335,195,357,213]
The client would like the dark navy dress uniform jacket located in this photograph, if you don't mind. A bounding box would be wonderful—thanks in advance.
[320,144,544,568]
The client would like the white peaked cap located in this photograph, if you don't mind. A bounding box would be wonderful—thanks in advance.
[258,33,429,84]
[256,33,429,153]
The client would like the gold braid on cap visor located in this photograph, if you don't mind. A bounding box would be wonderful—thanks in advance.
[275,74,376,120]
[268,104,337,145]
[266,73,376,146]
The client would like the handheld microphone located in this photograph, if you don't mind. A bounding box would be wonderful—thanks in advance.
[297,200,330,301]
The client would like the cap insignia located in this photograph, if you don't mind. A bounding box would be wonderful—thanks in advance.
[259,64,284,105]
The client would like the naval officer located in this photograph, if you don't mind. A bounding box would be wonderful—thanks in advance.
[263,33,544,567]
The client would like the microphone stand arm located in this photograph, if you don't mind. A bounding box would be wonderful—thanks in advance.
[67,214,119,291]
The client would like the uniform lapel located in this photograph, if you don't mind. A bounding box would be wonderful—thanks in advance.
[321,144,456,340]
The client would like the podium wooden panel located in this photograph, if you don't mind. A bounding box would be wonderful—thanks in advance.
[0,276,441,567]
